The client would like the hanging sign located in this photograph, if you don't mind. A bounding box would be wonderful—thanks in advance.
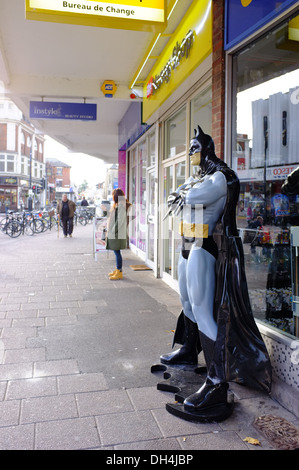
[25,0,166,32]
[29,101,97,120]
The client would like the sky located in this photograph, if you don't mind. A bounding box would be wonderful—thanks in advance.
[44,136,109,188]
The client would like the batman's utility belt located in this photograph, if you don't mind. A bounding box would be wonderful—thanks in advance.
[179,222,209,238]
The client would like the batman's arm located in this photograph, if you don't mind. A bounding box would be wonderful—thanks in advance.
[165,177,197,218]
[185,172,227,206]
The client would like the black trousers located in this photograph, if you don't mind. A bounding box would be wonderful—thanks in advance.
[62,217,74,235]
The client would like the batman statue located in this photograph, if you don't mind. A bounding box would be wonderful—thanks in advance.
[160,126,272,422]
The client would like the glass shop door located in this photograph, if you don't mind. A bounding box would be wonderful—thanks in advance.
[161,156,186,287]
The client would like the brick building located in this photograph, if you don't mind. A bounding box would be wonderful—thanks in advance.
[0,96,45,212]
[45,158,72,203]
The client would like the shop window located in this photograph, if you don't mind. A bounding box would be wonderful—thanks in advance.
[0,155,4,172]
[148,132,156,167]
[7,155,15,172]
[231,13,299,337]
[165,106,186,159]
[138,140,147,252]
[190,86,212,175]
[129,147,137,246]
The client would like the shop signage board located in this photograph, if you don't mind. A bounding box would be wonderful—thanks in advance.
[29,101,97,120]
[237,164,298,182]
[225,0,299,50]
[25,0,166,32]
[143,0,212,122]
[0,177,18,185]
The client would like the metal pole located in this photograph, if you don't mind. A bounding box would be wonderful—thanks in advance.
[28,149,33,211]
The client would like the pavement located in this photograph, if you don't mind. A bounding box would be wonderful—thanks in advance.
[0,221,298,452]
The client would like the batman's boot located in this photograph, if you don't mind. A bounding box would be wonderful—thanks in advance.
[183,378,229,412]
[183,333,229,412]
[199,332,215,370]
[160,315,200,365]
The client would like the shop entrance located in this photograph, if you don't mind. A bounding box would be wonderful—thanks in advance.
[161,156,186,286]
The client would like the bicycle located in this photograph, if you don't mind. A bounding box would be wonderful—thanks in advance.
[2,211,45,237]
[1,212,23,237]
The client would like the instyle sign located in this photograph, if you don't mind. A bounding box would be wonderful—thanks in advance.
[25,0,166,31]
[225,0,299,49]
[29,101,97,120]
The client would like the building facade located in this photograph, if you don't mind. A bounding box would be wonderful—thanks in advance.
[46,158,72,203]
[0,97,45,212]
[119,0,299,416]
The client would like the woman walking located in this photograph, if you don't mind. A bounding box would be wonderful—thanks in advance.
[106,189,131,280]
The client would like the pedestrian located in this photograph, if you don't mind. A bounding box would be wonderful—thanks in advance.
[57,194,76,238]
[81,196,88,207]
[106,188,131,280]
[4,198,10,214]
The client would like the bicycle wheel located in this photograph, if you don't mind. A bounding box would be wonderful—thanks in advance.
[24,222,34,236]
[50,216,59,231]
[79,215,88,225]
[0,218,8,233]
[31,219,44,233]
[40,217,49,232]
[5,220,22,238]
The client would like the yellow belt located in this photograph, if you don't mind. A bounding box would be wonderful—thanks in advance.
[179,222,209,238]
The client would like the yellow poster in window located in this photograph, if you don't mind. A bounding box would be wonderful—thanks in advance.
[26,0,166,31]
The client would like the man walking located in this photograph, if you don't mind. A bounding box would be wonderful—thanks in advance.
[57,194,76,237]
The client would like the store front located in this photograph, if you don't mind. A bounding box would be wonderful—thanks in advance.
[0,177,18,212]
[225,0,299,414]
[160,85,212,288]
[225,0,299,339]
[139,0,213,288]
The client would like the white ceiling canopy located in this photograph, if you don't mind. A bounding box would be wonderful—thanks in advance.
[0,0,193,163]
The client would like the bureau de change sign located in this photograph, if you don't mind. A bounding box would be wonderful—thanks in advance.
[25,0,166,31]
[29,101,97,120]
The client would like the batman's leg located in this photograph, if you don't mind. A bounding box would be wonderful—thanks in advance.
[183,246,230,414]
[186,246,217,342]
[178,254,196,323]
[160,254,200,365]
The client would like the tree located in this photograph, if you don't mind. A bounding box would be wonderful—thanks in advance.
[78,180,88,194]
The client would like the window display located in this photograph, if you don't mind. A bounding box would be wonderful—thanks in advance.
[232,13,299,337]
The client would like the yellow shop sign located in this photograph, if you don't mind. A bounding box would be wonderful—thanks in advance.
[143,0,212,122]
[25,0,166,32]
